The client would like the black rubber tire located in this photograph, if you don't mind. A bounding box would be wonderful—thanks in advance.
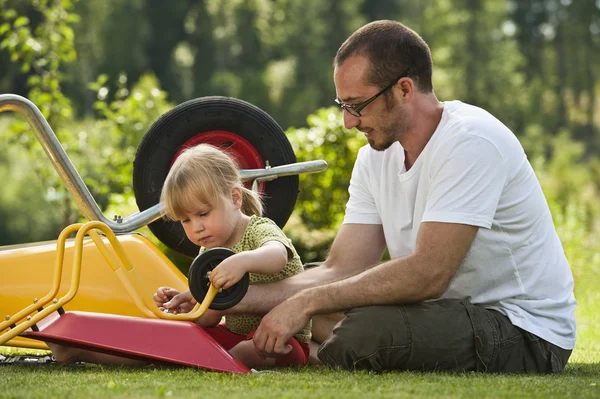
[188,248,249,310]
[133,96,298,258]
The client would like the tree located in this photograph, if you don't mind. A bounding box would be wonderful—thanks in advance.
[0,0,173,245]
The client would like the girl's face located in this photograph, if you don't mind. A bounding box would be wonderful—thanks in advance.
[179,188,247,249]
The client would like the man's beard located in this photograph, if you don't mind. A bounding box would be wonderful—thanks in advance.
[368,98,409,151]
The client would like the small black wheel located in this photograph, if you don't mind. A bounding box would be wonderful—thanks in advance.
[133,96,298,258]
[188,248,249,310]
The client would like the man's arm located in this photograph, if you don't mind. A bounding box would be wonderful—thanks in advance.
[252,221,478,356]
[226,222,386,315]
[300,221,477,313]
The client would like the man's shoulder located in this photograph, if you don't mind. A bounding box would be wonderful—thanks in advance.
[442,101,514,139]
[434,101,523,159]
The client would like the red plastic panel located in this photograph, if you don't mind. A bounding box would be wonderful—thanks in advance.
[23,311,250,374]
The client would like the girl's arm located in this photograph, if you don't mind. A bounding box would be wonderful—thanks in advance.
[209,241,288,290]
[237,241,288,275]
[194,309,224,327]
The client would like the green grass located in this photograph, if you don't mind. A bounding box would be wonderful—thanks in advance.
[0,355,598,399]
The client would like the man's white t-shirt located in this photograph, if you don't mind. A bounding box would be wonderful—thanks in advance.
[343,100,576,350]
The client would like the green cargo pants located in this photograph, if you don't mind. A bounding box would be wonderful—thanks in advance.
[317,299,571,373]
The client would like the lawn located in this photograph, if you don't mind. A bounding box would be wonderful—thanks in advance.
[0,352,598,399]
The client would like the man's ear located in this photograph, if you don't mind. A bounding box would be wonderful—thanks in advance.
[400,77,415,101]
[232,187,243,209]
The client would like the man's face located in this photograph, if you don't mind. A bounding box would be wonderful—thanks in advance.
[334,56,410,151]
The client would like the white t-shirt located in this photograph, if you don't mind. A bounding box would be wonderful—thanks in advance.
[343,100,576,350]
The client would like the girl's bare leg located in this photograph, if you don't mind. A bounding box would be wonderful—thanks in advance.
[47,342,146,365]
[308,340,322,365]
[308,312,344,365]
[229,340,276,368]
[311,312,344,343]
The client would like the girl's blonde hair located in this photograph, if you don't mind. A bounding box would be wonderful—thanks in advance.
[160,144,263,220]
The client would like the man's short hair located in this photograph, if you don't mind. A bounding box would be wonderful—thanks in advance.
[334,20,433,93]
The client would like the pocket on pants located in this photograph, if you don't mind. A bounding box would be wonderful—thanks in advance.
[460,300,499,372]
[317,305,412,371]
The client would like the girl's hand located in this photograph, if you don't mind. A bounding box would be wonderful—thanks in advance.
[209,255,247,290]
[154,286,178,309]
[154,287,197,314]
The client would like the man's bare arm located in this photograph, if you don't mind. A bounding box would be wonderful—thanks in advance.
[300,222,477,314]
[252,222,478,356]
[227,223,386,315]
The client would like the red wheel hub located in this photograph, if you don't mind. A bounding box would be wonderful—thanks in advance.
[172,131,266,193]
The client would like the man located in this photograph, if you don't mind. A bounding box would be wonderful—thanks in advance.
[166,20,576,373]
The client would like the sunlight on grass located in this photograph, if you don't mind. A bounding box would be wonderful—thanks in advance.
[0,361,599,399]
[0,346,50,356]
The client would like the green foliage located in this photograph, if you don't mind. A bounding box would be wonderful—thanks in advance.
[85,73,173,201]
[423,0,528,130]
[284,107,366,262]
[283,107,364,262]
[521,128,600,350]
[0,120,65,243]
[1,0,77,122]
[287,107,365,230]
[0,0,81,239]
[523,127,600,221]
[1,0,599,144]
[0,72,173,245]
[283,213,336,264]
[0,1,174,244]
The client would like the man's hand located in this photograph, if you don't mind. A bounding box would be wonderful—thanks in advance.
[153,287,197,314]
[253,296,311,357]
[209,256,247,290]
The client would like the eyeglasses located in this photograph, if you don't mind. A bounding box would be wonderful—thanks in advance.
[335,72,408,117]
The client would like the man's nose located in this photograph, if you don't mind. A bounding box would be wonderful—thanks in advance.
[343,110,360,130]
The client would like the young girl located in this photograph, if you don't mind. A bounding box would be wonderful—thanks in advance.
[155,143,311,368]
[50,144,311,368]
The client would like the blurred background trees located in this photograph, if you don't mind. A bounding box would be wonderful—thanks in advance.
[0,0,599,271]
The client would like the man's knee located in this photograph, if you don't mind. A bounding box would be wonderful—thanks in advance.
[317,306,410,371]
[317,300,481,372]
